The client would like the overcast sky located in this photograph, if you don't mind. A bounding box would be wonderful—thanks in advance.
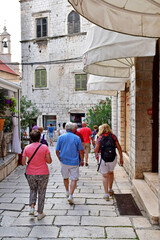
[0,0,21,63]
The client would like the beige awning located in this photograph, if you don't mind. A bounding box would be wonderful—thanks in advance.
[87,74,128,96]
[84,26,157,95]
[68,0,160,37]
[83,26,157,77]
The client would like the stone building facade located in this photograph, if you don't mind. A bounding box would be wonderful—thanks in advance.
[116,53,160,224]
[20,0,107,131]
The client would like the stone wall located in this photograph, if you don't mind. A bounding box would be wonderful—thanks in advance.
[117,91,125,151]
[128,67,136,179]
[0,154,18,181]
[111,96,118,136]
[134,57,153,178]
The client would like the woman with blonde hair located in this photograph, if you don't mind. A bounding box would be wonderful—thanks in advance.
[94,123,123,201]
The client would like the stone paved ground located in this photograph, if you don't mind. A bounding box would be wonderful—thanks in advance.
[0,144,160,240]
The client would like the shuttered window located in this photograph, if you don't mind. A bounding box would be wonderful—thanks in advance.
[35,69,47,88]
[68,11,80,34]
[75,74,87,91]
[36,18,47,38]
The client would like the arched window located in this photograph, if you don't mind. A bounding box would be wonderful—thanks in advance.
[35,67,47,88]
[68,11,80,34]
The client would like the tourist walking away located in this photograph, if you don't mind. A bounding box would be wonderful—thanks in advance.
[91,125,99,147]
[56,122,84,204]
[73,123,85,166]
[32,122,38,130]
[94,123,123,201]
[38,127,48,146]
[22,130,52,220]
[58,122,66,136]
[79,122,92,166]
[47,123,54,146]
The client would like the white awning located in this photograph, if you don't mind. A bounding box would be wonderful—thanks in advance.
[0,78,21,92]
[83,26,157,77]
[87,74,128,96]
[68,0,160,37]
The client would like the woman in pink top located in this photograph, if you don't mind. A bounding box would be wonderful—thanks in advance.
[22,130,52,220]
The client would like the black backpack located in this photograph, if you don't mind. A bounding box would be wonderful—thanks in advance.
[40,134,48,146]
[100,134,116,162]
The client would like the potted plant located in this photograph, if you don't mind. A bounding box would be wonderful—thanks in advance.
[5,96,19,116]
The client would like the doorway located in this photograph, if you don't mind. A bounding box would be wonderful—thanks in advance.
[70,113,85,128]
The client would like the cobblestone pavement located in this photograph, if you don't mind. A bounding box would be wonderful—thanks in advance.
[0,144,160,240]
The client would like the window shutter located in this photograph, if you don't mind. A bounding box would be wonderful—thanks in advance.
[35,70,41,88]
[35,69,47,88]
[82,75,87,90]
[75,74,87,91]
[41,70,47,87]
[42,18,47,37]
[36,18,47,38]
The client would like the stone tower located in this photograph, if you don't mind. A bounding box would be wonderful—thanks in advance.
[20,0,106,130]
[0,26,11,63]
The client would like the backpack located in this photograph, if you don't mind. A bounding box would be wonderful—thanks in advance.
[100,134,116,162]
[40,134,48,146]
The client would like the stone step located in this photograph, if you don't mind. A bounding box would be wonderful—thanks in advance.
[143,172,158,198]
[132,179,159,225]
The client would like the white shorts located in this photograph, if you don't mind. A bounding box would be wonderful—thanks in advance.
[61,162,79,180]
[100,158,117,175]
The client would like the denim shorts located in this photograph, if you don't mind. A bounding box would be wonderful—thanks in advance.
[49,133,53,138]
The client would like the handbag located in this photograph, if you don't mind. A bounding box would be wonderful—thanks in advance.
[40,134,48,146]
[24,143,42,178]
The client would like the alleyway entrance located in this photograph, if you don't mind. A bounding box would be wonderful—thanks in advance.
[0,145,160,239]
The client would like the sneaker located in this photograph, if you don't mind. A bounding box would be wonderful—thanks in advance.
[85,163,88,166]
[29,207,35,215]
[68,195,74,205]
[109,189,114,196]
[103,194,109,201]
[65,191,69,198]
[37,213,46,220]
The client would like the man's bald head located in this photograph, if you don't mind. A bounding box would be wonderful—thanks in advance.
[82,122,86,127]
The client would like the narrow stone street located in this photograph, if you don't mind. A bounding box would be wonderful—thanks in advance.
[0,144,160,240]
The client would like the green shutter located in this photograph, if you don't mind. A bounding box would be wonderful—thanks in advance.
[81,75,87,90]
[35,69,47,88]
[41,70,47,87]
[75,74,87,91]
[35,70,41,88]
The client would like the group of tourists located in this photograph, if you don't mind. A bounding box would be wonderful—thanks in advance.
[22,121,123,220]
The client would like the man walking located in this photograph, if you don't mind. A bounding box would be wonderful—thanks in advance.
[78,122,92,166]
[56,122,84,204]
[73,123,85,166]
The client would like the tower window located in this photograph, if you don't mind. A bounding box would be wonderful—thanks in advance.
[68,11,80,34]
[36,18,47,38]
[75,74,87,91]
[35,69,47,88]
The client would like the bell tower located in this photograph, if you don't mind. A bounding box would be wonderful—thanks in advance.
[0,26,11,62]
